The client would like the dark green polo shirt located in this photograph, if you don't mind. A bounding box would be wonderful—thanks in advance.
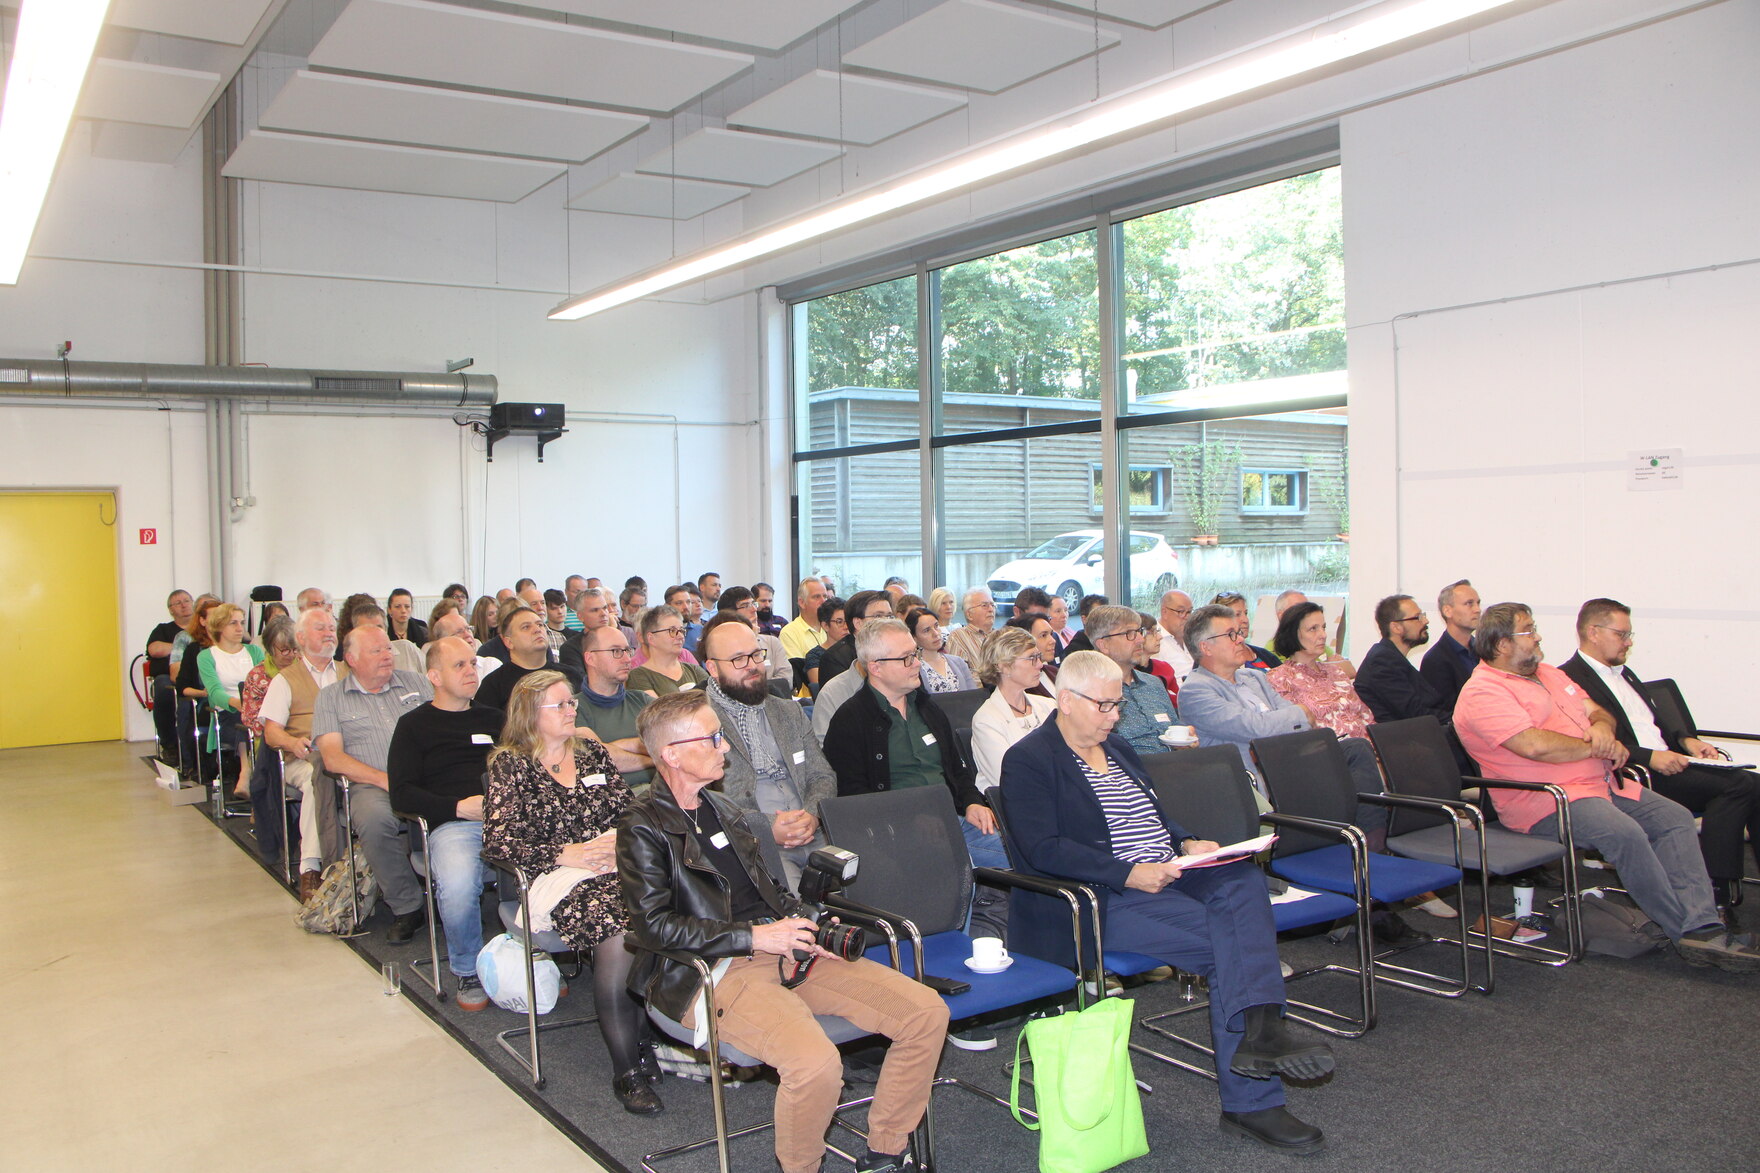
[871,684,944,791]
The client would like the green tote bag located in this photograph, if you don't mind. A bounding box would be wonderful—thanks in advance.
[1009,996,1150,1173]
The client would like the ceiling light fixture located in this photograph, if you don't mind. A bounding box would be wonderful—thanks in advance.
[551,0,1520,322]
[0,0,112,286]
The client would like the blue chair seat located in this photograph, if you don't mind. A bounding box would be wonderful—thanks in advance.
[1272,845,1460,903]
[1102,950,1165,978]
[1272,887,1359,930]
[865,930,1075,1020]
[1386,824,1566,874]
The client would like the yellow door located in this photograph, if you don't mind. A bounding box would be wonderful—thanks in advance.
[0,492,124,748]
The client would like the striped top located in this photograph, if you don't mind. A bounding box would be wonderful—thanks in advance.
[1076,751,1175,864]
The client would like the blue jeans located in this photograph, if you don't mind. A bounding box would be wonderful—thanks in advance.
[427,819,492,976]
[961,818,1011,941]
[1106,861,1288,1113]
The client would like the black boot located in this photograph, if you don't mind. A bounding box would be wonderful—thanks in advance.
[1228,1004,1335,1081]
[613,1069,664,1115]
[1220,1106,1326,1154]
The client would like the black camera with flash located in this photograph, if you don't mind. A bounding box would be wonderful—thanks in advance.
[781,846,865,987]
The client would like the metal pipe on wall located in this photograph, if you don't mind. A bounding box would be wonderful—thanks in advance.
[0,359,497,407]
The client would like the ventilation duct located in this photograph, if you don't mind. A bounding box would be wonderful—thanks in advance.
[0,359,496,407]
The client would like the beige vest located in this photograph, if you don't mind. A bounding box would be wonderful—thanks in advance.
[280,656,350,757]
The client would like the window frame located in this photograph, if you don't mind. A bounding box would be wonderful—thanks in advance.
[1240,467,1310,516]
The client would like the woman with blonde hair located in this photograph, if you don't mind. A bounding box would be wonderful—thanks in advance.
[927,587,957,630]
[196,602,265,783]
[483,670,658,1114]
[970,626,1057,792]
[469,595,499,645]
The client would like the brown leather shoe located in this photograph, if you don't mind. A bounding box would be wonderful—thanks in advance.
[299,870,322,904]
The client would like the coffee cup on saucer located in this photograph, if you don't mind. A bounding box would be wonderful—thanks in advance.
[1160,724,1197,746]
[966,937,1012,973]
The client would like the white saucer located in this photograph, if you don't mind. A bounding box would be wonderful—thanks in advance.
[1160,734,1197,747]
[964,956,1014,974]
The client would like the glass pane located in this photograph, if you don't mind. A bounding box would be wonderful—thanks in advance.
[798,450,922,599]
[1122,169,1344,416]
[800,276,919,450]
[1123,408,1349,611]
[942,434,1107,624]
[938,229,1099,436]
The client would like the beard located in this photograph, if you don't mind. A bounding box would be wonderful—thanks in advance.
[1510,647,1542,676]
[718,674,770,707]
[1409,626,1430,648]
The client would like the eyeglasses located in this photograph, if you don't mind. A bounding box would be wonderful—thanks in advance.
[588,645,634,659]
[538,698,579,712]
[1017,653,1045,666]
[1592,624,1635,643]
[870,650,922,667]
[1514,629,1541,639]
[1098,626,1147,642]
[1200,629,1246,644]
[1067,688,1123,713]
[1394,610,1427,623]
[1164,606,1191,617]
[652,626,685,639]
[709,648,770,669]
[668,730,725,749]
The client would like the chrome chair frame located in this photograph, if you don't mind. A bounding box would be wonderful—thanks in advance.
[395,812,445,1001]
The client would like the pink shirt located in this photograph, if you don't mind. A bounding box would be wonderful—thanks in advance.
[1454,661,1640,832]
[1266,659,1372,740]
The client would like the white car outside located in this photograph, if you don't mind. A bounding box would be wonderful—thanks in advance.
[985,530,1180,613]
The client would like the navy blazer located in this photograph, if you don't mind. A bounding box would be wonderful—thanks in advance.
[998,712,1194,900]
[1558,653,1692,771]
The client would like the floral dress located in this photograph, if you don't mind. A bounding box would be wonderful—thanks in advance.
[1266,659,1374,741]
[483,739,634,950]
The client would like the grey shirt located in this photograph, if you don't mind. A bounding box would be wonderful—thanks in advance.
[811,665,867,742]
[312,669,433,775]
[710,686,837,887]
[1179,664,1311,769]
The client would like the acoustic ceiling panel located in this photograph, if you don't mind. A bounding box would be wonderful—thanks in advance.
[726,69,966,145]
[223,130,566,202]
[107,0,280,46]
[258,71,649,163]
[842,0,1121,94]
[567,173,748,219]
[636,127,842,187]
[77,59,223,129]
[307,0,754,114]
[513,0,863,52]
[1022,0,1215,29]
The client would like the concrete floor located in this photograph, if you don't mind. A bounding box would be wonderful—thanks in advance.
[0,739,604,1172]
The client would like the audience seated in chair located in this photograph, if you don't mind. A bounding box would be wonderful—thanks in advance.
[999,650,1335,1156]
[573,623,656,786]
[779,576,831,664]
[626,605,709,696]
[313,625,432,944]
[944,587,996,668]
[1452,601,1757,973]
[1419,580,1482,713]
[387,636,502,1012]
[970,626,1056,794]
[908,606,976,694]
[262,606,349,902]
[617,689,948,1173]
[1085,604,1179,759]
[476,604,583,713]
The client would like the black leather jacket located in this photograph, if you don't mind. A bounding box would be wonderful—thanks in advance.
[616,782,802,1022]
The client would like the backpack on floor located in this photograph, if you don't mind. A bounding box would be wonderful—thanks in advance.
[294,843,379,934]
[1578,892,1667,958]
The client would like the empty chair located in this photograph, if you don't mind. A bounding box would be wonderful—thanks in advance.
[932,686,990,735]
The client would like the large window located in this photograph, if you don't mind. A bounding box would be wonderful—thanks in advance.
[791,164,1348,621]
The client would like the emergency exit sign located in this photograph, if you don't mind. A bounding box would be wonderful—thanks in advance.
[139,528,157,545]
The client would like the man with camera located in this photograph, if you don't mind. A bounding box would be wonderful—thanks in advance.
[618,690,948,1173]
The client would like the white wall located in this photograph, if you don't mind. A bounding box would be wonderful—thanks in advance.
[1343,0,1760,727]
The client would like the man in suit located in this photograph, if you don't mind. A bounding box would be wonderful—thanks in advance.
[1355,594,1476,775]
[698,614,834,888]
[1419,579,1480,711]
[1559,598,1760,912]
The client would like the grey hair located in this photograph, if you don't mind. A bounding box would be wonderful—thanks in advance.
[1438,579,1474,613]
[636,689,711,765]
[1473,601,1531,662]
[961,586,994,609]
[1055,650,1123,697]
[979,626,1037,687]
[855,616,911,662]
[1083,603,1139,642]
[295,606,333,636]
[1184,603,1237,660]
[1274,589,1307,614]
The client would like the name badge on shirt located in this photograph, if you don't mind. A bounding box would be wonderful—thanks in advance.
[1564,684,1579,696]
[679,681,697,691]
[922,733,937,746]
[471,733,493,745]
[1154,712,1170,723]
[709,831,729,849]
[583,773,606,787]
[792,750,806,765]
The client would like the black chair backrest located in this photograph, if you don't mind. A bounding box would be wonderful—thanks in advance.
[933,687,990,733]
[1250,728,1361,857]
[819,786,972,937]
[1642,678,1696,737]
[1365,717,1459,836]
[1139,745,1263,845]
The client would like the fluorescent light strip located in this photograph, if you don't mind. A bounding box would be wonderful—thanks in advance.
[551,0,1519,321]
[0,0,112,285]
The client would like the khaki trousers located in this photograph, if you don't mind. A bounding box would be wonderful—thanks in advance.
[685,954,947,1173]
